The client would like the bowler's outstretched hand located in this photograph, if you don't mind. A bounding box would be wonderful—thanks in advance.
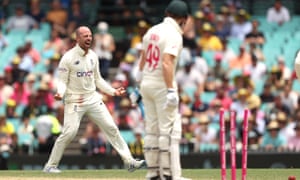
[114,87,126,96]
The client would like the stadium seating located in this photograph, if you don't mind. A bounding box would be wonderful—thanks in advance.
[120,130,135,144]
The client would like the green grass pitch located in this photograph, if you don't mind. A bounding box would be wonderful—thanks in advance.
[0,169,299,180]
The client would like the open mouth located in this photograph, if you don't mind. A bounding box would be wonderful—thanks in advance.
[85,41,91,46]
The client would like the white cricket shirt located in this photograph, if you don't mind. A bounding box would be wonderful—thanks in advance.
[141,17,183,84]
[56,44,115,103]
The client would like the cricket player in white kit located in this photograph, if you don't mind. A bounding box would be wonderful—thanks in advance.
[43,26,145,173]
[295,51,300,81]
[135,1,191,180]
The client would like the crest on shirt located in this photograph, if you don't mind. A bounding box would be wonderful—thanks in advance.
[74,60,80,65]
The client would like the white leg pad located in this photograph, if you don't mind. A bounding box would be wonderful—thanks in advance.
[170,114,182,180]
[144,134,159,178]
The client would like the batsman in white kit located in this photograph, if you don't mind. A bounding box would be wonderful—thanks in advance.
[134,1,191,180]
[43,26,145,173]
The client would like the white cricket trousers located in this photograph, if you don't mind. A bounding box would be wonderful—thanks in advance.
[45,92,134,168]
[140,80,178,178]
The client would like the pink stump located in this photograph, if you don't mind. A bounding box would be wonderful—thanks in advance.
[219,108,226,180]
[242,109,249,180]
[230,111,236,180]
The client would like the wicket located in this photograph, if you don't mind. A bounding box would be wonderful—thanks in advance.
[219,108,250,180]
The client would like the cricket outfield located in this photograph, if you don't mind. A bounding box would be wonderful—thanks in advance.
[0,169,299,180]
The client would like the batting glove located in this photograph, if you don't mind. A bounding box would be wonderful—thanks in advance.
[164,88,179,109]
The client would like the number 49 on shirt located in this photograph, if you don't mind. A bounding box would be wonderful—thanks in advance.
[146,43,160,71]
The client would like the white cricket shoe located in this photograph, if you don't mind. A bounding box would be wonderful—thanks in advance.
[43,166,61,173]
[127,159,146,172]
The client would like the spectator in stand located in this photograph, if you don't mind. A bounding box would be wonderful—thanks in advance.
[226,0,241,18]
[197,22,223,52]
[220,75,235,96]
[248,102,266,135]
[6,60,20,85]
[193,46,209,79]
[28,0,46,23]
[116,98,133,130]
[248,130,261,151]
[191,92,209,114]
[93,21,116,79]
[219,38,236,65]
[5,99,19,119]
[267,66,285,91]
[266,0,290,25]
[244,115,262,150]
[215,6,233,40]
[0,74,13,105]
[230,88,250,122]
[24,73,37,93]
[206,98,223,123]
[0,116,15,137]
[198,0,215,23]
[17,116,34,154]
[5,4,38,33]
[67,0,86,35]
[180,108,194,154]
[212,83,232,111]
[260,83,275,104]
[244,53,267,83]
[10,80,31,106]
[0,133,11,170]
[129,128,144,157]
[34,109,61,153]
[211,53,227,80]
[267,95,291,124]
[86,124,107,156]
[176,60,206,95]
[277,56,292,83]
[179,94,192,118]
[230,9,252,41]
[23,93,45,120]
[280,84,298,114]
[63,33,77,53]
[10,46,34,79]
[43,28,65,58]
[287,122,300,151]
[35,82,55,111]
[131,20,150,49]
[248,42,265,62]
[245,20,265,48]
[229,44,251,70]
[193,10,205,38]
[46,0,68,35]
[24,41,41,64]
[277,111,295,141]
[193,114,218,152]
[261,120,287,151]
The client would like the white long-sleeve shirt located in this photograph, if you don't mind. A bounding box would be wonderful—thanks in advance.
[267,6,290,24]
[56,44,115,103]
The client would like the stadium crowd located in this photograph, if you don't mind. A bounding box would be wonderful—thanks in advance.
[0,0,300,166]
